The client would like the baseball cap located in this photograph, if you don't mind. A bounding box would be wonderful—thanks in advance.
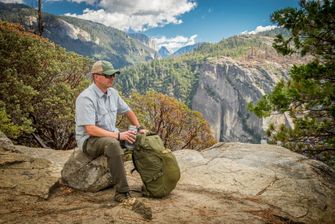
[91,60,120,76]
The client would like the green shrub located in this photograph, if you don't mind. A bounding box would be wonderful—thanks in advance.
[0,21,91,149]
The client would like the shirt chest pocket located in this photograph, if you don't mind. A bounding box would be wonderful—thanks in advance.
[96,105,117,130]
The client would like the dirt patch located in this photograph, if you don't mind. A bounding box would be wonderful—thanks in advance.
[0,182,302,224]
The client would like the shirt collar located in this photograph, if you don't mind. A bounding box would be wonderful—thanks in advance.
[91,83,112,98]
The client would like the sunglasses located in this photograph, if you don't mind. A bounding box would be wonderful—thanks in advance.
[94,73,116,78]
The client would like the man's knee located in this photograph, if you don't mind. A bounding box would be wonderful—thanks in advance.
[102,138,123,157]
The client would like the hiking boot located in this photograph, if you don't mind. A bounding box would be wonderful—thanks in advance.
[114,192,133,203]
[132,199,152,220]
[114,192,152,220]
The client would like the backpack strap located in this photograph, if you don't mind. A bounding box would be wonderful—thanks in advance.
[131,151,138,174]
[131,134,144,174]
[145,171,164,183]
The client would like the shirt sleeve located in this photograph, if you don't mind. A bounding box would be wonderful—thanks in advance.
[76,95,96,126]
[116,92,130,114]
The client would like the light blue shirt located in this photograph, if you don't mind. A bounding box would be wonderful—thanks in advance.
[75,83,130,151]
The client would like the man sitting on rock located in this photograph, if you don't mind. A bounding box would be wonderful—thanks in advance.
[75,60,145,203]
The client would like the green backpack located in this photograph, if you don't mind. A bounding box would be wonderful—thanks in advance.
[132,133,180,198]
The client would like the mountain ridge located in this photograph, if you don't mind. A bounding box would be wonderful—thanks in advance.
[0,2,157,68]
[158,46,172,58]
[172,42,205,57]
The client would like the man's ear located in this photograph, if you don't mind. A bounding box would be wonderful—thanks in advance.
[92,74,96,82]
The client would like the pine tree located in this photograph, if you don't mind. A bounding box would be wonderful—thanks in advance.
[249,0,335,168]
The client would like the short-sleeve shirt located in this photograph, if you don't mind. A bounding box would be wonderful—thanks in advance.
[75,83,130,151]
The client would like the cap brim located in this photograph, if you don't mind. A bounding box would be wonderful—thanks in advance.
[104,70,120,76]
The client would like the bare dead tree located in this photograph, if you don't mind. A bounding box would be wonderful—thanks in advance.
[37,0,44,36]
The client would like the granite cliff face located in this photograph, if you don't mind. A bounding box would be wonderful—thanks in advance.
[118,33,301,143]
[192,57,291,143]
[128,33,157,50]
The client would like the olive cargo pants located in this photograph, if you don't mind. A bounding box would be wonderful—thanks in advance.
[83,137,130,193]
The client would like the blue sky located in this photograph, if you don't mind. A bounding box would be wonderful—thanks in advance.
[144,0,299,42]
[3,0,299,51]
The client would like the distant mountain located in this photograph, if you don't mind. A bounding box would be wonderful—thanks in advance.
[255,27,291,38]
[172,43,205,57]
[0,2,157,68]
[158,46,172,58]
[127,32,156,49]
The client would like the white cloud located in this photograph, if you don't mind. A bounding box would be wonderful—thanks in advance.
[63,0,197,32]
[46,0,96,4]
[71,0,95,3]
[241,25,277,35]
[0,0,24,3]
[152,34,197,52]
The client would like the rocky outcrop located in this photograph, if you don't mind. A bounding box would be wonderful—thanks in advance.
[0,150,58,199]
[175,142,335,223]
[0,131,16,152]
[1,135,334,223]
[61,150,112,192]
[0,134,69,199]
[192,57,291,143]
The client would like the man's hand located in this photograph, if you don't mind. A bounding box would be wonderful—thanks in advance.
[138,129,148,134]
[120,130,136,143]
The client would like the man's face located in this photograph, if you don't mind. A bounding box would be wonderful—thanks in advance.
[94,73,116,89]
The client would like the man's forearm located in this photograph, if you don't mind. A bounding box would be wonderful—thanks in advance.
[85,125,118,139]
[84,124,137,143]
[126,110,140,127]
